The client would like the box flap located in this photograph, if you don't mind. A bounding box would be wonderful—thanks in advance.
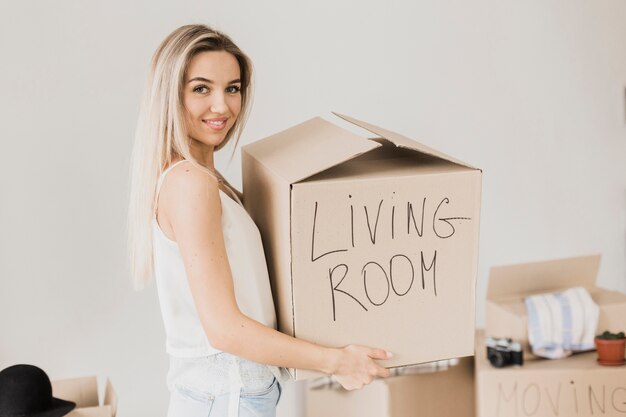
[242,117,380,184]
[332,112,478,170]
[103,379,117,417]
[51,376,99,408]
[487,254,601,299]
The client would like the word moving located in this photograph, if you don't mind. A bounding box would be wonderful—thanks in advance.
[495,380,626,416]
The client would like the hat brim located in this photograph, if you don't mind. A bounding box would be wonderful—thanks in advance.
[30,397,76,417]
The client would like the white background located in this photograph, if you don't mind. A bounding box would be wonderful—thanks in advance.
[1,1,625,416]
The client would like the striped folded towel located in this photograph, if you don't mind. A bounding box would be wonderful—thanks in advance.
[524,287,599,359]
[308,358,459,390]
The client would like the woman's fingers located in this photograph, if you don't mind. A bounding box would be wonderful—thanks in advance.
[365,348,392,379]
[376,365,391,378]
[368,348,393,360]
[334,345,393,390]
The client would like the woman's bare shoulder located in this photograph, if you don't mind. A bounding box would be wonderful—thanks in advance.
[164,160,218,195]
[160,160,221,227]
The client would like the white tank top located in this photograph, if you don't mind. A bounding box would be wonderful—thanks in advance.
[152,159,278,357]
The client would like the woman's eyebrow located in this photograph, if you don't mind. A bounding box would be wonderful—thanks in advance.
[187,77,241,84]
[188,77,212,84]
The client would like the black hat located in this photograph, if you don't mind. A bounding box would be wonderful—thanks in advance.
[0,364,76,417]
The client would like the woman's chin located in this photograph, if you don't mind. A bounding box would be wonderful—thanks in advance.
[190,134,228,150]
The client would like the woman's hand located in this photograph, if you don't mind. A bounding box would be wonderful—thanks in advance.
[330,345,392,390]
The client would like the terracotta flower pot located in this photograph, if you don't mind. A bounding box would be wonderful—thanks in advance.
[595,337,626,366]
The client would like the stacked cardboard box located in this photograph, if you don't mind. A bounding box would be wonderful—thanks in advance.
[51,377,117,417]
[306,357,475,417]
[477,254,626,417]
[485,254,626,360]
[475,331,626,417]
[243,113,482,379]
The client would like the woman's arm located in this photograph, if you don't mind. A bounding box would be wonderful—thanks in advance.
[162,163,390,390]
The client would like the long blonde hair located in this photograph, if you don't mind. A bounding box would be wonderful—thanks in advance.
[127,24,253,290]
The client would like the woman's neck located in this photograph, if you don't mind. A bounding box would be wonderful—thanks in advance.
[193,151,215,171]
[184,139,215,170]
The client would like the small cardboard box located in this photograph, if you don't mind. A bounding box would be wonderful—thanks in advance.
[51,377,117,417]
[306,357,475,417]
[475,330,626,417]
[243,113,482,379]
[485,254,626,359]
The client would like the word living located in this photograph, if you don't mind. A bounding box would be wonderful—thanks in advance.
[309,195,471,322]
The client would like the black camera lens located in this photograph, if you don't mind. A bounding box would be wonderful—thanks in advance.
[488,350,505,368]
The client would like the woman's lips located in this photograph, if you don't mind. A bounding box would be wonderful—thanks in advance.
[203,118,228,131]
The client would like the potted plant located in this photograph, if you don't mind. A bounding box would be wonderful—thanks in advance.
[595,330,626,366]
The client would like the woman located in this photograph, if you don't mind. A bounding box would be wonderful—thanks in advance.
[127,24,391,417]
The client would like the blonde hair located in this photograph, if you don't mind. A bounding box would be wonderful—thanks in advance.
[127,24,253,290]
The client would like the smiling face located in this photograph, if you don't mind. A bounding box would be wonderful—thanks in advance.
[183,50,243,152]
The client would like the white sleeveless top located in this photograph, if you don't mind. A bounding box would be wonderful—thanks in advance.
[152,159,278,357]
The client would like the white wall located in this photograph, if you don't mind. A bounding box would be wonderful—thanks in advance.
[1,1,625,416]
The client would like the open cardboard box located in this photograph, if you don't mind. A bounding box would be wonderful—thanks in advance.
[475,329,626,417]
[306,356,475,417]
[485,254,626,360]
[51,377,117,417]
[243,112,482,379]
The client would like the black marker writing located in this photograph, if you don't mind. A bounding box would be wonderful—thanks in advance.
[311,202,348,262]
[362,262,390,306]
[433,197,472,239]
[328,264,367,322]
[327,250,437,321]
[407,198,425,237]
[390,254,414,296]
[364,200,384,244]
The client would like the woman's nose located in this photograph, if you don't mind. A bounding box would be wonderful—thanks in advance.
[210,92,228,113]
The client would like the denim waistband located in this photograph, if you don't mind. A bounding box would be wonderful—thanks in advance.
[168,352,272,417]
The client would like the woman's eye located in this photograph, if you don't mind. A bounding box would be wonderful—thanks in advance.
[193,85,209,94]
[226,85,241,94]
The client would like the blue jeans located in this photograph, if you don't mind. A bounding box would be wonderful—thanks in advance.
[166,352,282,417]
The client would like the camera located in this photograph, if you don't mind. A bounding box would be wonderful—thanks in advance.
[486,337,523,368]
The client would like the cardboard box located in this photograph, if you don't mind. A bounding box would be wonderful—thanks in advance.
[475,330,626,417]
[52,377,117,417]
[306,356,475,417]
[243,113,482,379]
[485,254,626,359]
